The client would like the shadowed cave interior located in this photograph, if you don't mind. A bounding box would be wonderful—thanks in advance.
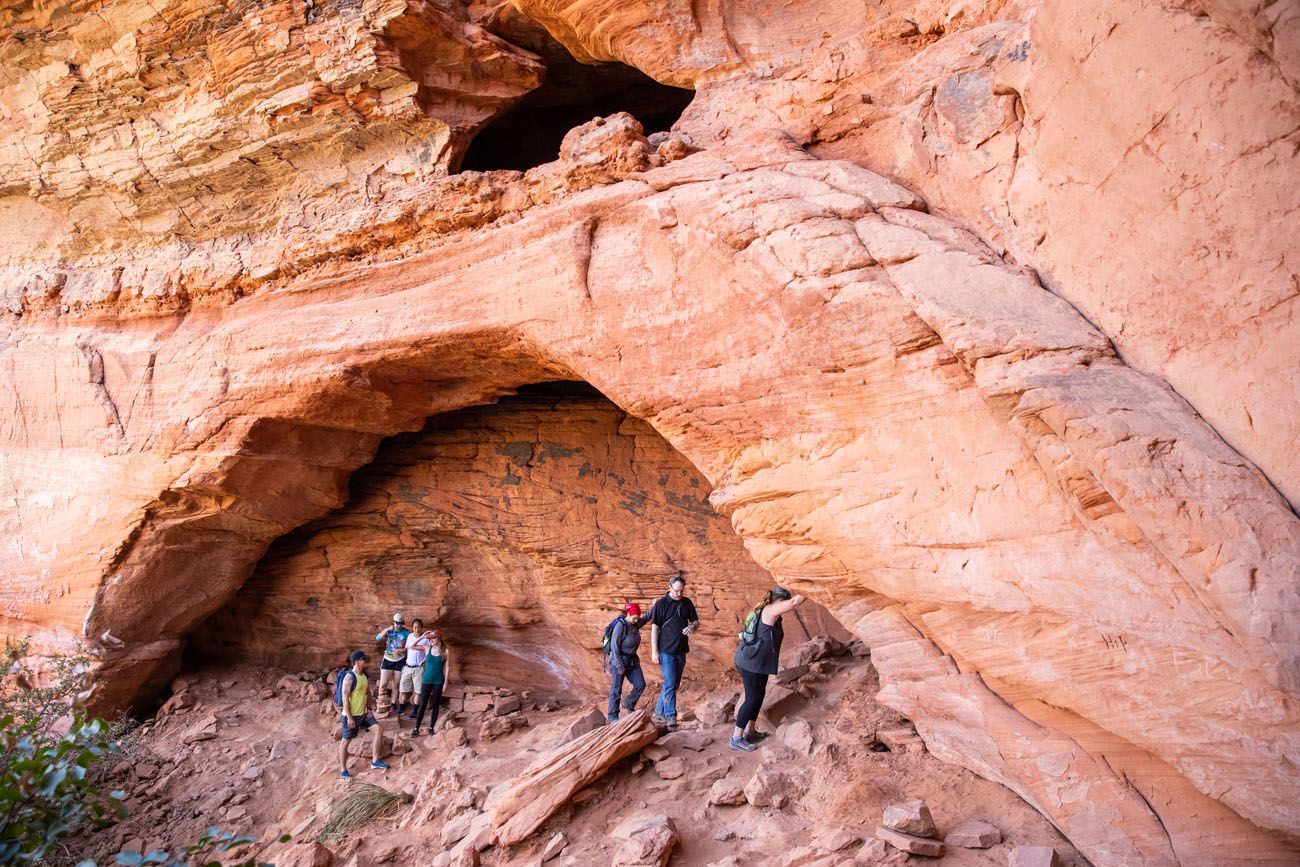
[188,381,848,699]
[457,55,694,172]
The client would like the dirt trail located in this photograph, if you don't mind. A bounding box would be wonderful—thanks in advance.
[76,641,1084,866]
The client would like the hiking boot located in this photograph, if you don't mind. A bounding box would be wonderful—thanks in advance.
[340,769,351,779]
[406,729,421,738]
[729,736,757,752]
[651,714,667,726]
[370,759,390,770]
[606,715,619,724]
[664,717,679,731]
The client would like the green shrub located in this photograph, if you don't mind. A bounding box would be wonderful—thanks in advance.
[0,641,126,863]
[78,827,285,867]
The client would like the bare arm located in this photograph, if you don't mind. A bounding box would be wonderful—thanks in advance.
[649,623,659,658]
[341,672,356,724]
[375,627,390,642]
[761,595,806,624]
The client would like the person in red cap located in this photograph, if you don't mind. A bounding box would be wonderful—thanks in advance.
[607,601,650,723]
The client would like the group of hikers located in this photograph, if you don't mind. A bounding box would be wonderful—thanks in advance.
[605,575,806,752]
[334,574,807,777]
[335,615,453,778]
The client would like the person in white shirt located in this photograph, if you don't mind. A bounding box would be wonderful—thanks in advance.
[397,618,428,716]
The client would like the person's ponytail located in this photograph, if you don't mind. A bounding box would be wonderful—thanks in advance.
[751,590,775,615]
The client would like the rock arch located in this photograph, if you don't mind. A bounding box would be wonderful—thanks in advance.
[4,136,1298,863]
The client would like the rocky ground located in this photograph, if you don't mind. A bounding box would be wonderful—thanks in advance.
[73,638,1081,866]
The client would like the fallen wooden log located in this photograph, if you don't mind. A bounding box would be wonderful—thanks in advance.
[488,709,661,846]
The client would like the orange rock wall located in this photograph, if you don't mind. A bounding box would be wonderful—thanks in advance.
[193,387,843,691]
[1,0,1298,864]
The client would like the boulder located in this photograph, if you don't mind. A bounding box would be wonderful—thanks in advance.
[272,842,333,867]
[494,695,522,716]
[562,708,607,744]
[435,725,469,749]
[181,716,219,745]
[875,827,944,857]
[779,847,836,867]
[464,694,494,715]
[612,815,678,867]
[853,838,891,864]
[480,712,527,741]
[695,689,739,726]
[540,832,566,861]
[776,664,810,684]
[781,719,815,756]
[815,828,863,852]
[882,800,937,837]
[642,744,670,762]
[789,636,846,668]
[744,769,793,808]
[707,778,747,806]
[654,756,687,780]
[441,809,481,847]
[448,847,479,867]
[945,820,1001,849]
[876,726,925,755]
[1008,847,1060,867]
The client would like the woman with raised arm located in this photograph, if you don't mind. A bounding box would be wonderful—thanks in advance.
[731,587,805,751]
[410,629,452,737]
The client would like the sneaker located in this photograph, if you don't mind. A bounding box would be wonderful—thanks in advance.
[606,716,619,724]
[729,736,757,752]
[406,730,421,738]
[651,714,667,726]
[370,759,390,770]
[746,730,770,742]
[340,769,351,779]
[664,717,679,731]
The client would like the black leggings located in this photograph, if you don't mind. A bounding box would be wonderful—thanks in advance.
[414,682,443,732]
[735,667,770,729]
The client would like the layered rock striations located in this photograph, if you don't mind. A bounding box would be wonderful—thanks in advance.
[194,386,844,691]
[1,1,1297,865]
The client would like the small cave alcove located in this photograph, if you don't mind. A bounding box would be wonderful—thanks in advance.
[457,58,694,172]
[185,381,847,702]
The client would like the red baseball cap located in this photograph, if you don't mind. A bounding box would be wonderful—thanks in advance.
[623,602,641,616]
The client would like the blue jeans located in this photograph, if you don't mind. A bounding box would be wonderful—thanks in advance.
[608,664,646,721]
[654,653,686,720]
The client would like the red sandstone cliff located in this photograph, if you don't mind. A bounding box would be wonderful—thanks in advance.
[1,0,1297,863]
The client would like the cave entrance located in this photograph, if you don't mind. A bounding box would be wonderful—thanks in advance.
[456,53,693,172]
[187,381,844,703]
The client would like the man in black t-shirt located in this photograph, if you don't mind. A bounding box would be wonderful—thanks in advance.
[648,574,700,728]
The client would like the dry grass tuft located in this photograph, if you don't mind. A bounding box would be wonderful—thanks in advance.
[318,782,403,844]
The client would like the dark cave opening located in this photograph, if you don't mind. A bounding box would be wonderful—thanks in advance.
[457,60,694,173]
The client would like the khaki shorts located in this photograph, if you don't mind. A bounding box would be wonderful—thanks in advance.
[399,664,422,694]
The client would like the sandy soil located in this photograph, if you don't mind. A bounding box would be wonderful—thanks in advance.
[73,643,1084,866]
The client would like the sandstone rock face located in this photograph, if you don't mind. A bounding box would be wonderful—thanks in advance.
[0,1,1297,866]
[192,386,842,691]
